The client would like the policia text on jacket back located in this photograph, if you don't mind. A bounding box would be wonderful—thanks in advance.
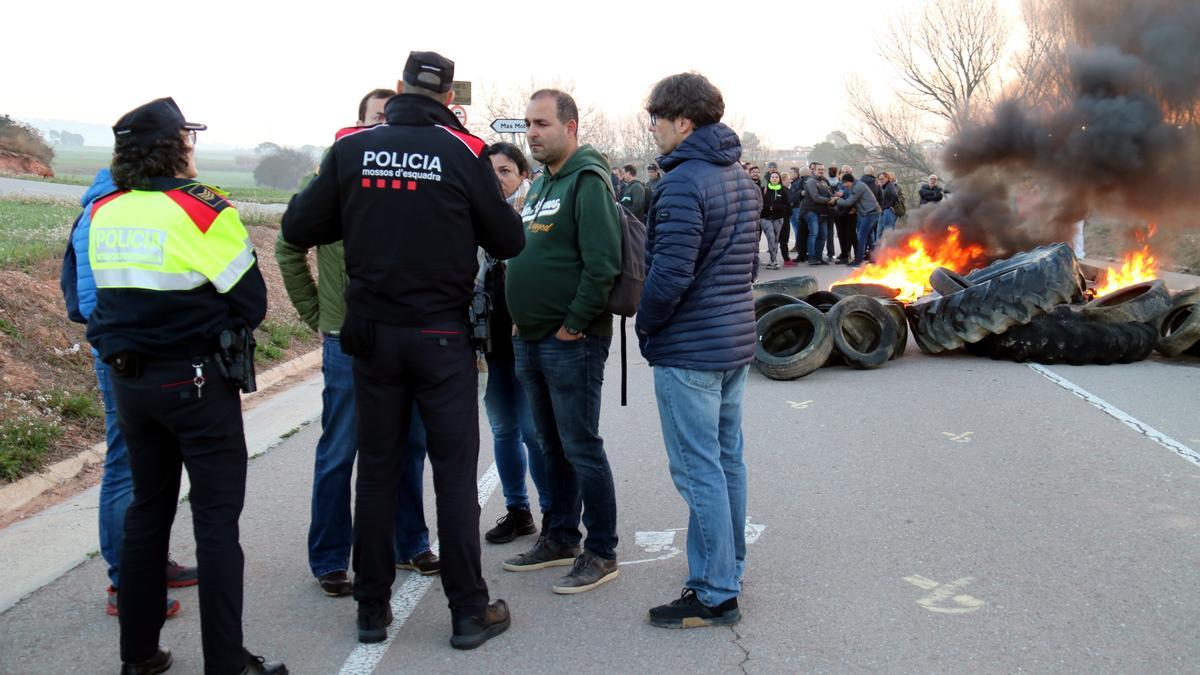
[83,97,286,675]
[281,51,525,650]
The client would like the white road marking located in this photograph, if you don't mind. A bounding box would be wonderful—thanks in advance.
[786,399,814,410]
[337,463,500,675]
[1027,364,1200,469]
[623,520,766,566]
[942,431,974,444]
[903,575,985,614]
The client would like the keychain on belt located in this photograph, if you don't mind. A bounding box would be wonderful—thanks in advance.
[192,361,206,399]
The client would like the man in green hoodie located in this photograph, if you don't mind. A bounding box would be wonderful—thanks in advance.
[275,87,438,601]
[502,89,623,595]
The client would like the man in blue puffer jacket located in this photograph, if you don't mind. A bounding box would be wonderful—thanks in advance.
[637,72,759,630]
[61,169,197,617]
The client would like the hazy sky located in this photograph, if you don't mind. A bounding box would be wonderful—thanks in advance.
[3,0,1024,150]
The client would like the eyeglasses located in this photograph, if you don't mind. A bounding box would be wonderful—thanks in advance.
[186,130,197,146]
[649,113,658,126]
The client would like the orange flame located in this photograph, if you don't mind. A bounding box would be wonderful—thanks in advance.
[1093,225,1159,297]
[833,226,988,302]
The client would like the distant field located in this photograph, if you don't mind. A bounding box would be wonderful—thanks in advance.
[0,196,78,269]
[45,146,294,203]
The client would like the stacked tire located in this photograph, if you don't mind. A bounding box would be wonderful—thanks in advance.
[753,287,908,380]
[912,243,1185,365]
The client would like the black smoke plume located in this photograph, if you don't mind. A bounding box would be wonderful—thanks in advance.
[906,0,1200,262]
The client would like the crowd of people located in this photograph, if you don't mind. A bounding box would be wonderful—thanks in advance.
[737,161,915,274]
[63,52,762,674]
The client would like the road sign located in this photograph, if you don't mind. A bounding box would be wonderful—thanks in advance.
[451,81,472,105]
[450,105,468,126]
[491,119,527,134]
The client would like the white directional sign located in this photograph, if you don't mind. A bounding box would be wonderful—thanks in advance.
[491,119,527,134]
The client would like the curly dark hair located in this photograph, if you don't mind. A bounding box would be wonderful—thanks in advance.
[484,142,530,176]
[111,133,191,190]
[645,72,725,128]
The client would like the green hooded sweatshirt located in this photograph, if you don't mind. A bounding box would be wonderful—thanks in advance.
[505,144,621,341]
[275,234,347,335]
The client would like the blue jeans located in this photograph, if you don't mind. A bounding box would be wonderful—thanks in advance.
[308,335,430,578]
[652,365,748,607]
[790,208,802,252]
[96,355,133,588]
[803,211,828,262]
[877,207,896,241]
[513,335,618,559]
[484,354,550,513]
[854,212,880,262]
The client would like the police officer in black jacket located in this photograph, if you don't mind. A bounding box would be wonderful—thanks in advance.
[281,51,525,650]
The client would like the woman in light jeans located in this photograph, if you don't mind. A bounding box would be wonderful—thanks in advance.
[479,142,550,543]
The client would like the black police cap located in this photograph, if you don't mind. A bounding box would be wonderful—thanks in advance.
[403,51,455,93]
[113,97,206,148]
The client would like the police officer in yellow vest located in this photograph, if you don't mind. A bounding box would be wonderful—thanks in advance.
[86,97,285,675]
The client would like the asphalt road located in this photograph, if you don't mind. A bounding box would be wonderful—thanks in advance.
[0,176,288,216]
[1,264,1198,674]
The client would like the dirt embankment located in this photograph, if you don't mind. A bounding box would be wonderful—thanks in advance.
[0,221,318,482]
[0,151,53,178]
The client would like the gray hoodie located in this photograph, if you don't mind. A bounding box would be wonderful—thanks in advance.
[836,180,880,215]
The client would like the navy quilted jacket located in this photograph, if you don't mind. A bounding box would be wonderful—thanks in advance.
[636,123,760,371]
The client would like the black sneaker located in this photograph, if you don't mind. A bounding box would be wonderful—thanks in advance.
[317,571,352,597]
[485,507,537,544]
[397,550,440,575]
[357,602,393,643]
[503,537,580,572]
[120,647,171,675]
[450,599,511,650]
[648,588,740,629]
[239,650,288,674]
[551,551,618,594]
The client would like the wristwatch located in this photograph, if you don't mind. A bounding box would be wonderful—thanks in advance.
[565,326,582,337]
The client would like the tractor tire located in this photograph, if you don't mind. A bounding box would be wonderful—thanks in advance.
[754,302,833,380]
[907,243,1083,354]
[754,293,802,322]
[1155,287,1200,357]
[1082,280,1171,325]
[971,307,1156,365]
[753,275,818,301]
[828,295,897,369]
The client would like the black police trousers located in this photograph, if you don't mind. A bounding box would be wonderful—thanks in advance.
[835,211,857,261]
[351,321,489,619]
[111,357,249,675]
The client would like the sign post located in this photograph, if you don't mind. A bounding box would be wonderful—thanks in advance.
[490,119,527,134]
[451,81,472,106]
[450,105,468,126]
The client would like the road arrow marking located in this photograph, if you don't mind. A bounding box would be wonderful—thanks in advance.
[942,431,974,443]
[787,400,814,410]
[623,520,766,566]
[903,575,985,614]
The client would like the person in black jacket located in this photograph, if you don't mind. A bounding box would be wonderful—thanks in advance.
[799,162,836,265]
[759,170,790,270]
[281,51,524,651]
[919,174,945,205]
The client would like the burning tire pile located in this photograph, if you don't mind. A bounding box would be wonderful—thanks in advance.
[906,243,1200,365]
[753,277,908,380]
[751,245,1200,380]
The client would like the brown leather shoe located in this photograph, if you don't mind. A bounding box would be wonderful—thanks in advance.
[450,599,511,650]
[396,550,440,575]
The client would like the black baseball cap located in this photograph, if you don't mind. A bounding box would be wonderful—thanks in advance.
[647,163,659,171]
[113,97,205,148]
[403,51,455,93]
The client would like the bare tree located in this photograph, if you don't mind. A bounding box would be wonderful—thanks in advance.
[1006,0,1074,113]
[884,0,1010,134]
[846,76,937,179]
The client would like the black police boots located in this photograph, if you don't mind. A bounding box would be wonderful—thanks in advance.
[240,650,288,674]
